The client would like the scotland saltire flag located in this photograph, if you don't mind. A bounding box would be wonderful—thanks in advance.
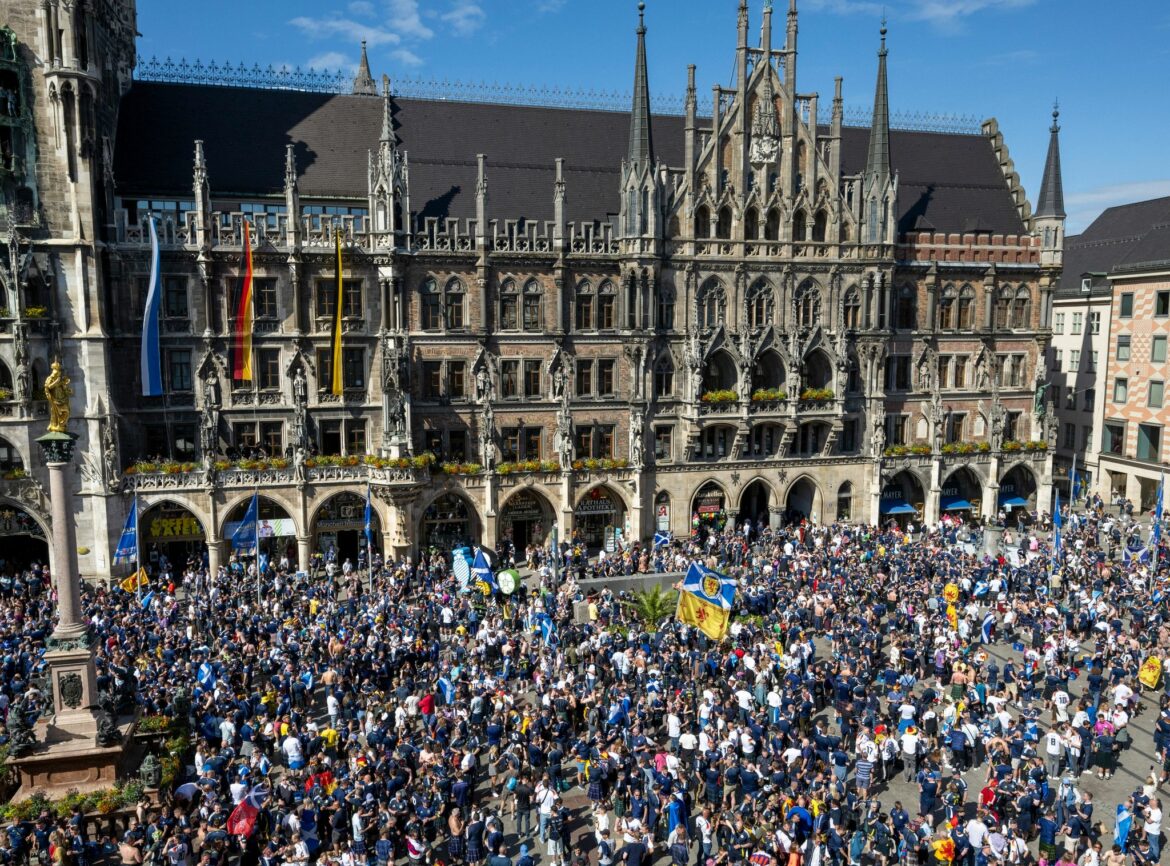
[232,493,259,553]
[437,675,455,705]
[197,662,216,689]
[299,671,314,691]
[653,530,671,549]
[364,484,373,548]
[471,549,496,593]
[981,611,995,644]
[536,612,558,646]
[1123,540,1149,566]
[141,216,163,396]
[113,501,138,564]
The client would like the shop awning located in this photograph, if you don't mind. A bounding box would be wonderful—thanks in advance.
[940,496,972,511]
[881,500,918,515]
[999,495,1028,508]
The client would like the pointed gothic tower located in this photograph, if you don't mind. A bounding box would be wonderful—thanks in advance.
[352,41,377,95]
[619,2,660,244]
[368,76,410,248]
[1033,104,1066,268]
[860,22,897,246]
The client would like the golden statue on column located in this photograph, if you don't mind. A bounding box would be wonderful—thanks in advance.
[44,358,72,433]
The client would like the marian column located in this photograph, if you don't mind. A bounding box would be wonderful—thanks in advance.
[36,359,101,741]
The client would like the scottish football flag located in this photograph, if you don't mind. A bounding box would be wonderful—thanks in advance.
[141,216,163,396]
[653,530,671,549]
[471,549,496,593]
[112,501,138,565]
[1154,473,1164,545]
[364,484,373,548]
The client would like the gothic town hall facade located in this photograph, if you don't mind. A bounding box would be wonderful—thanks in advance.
[0,0,1063,578]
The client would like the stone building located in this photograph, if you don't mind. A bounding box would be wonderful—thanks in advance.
[0,0,1061,578]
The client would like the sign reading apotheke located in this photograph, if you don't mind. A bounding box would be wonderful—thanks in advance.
[576,495,618,516]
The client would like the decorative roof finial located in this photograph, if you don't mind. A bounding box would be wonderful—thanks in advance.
[1051,99,1060,132]
[638,1,646,34]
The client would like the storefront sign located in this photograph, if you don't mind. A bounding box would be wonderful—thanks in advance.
[502,493,544,522]
[146,512,203,542]
[225,518,296,538]
[695,490,724,515]
[656,503,669,531]
[315,494,368,531]
[576,496,617,516]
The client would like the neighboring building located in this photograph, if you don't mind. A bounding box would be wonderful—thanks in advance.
[1094,202,1170,507]
[1049,271,1111,502]
[0,0,1061,578]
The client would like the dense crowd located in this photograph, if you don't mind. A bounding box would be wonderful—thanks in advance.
[3,494,1170,866]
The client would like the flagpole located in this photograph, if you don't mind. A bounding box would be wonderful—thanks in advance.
[366,482,373,594]
[134,490,142,601]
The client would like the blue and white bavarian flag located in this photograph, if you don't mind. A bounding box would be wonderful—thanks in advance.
[113,501,138,565]
[141,216,163,396]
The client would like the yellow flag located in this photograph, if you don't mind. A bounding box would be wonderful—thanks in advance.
[946,602,958,629]
[677,589,731,640]
[120,568,148,593]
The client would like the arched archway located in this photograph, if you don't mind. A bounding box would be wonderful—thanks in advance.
[941,467,984,519]
[702,350,737,394]
[737,478,774,528]
[751,350,785,394]
[499,487,556,552]
[784,477,820,523]
[0,434,24,475]
[802,350,833,391]
[836,482,854,521]
[224,495,298,563]
[0,501,49,572]
[881,470,926,525]
[420,491,481,551]
[999,463,1038,515]
[311,491,382,565]
[691,480,729,533]
[139,500,207,574]
[573,485,628,551]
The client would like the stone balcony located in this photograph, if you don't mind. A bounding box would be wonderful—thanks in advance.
[122,460,431,492]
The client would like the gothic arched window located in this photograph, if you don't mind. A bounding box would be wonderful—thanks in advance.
[654,355,674,399]
[843,289,861,330]
[958,285,976,329]
[499,278,519,330]
[1011,286,1032,329]
[575,280,594,331]
[895,285,917,331]
[698,279,726,329]
[794,281,821,328]
[598,280,617,329]
[522,279,543,331]
[748,280,774,329]
[939,285,957,329]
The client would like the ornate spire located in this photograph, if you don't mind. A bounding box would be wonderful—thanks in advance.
[628,1,654,170]
[284,143,297,189]
[750,60,779,163]
[352,40,376,95]
[380,74,394,144]
[864,19,891,185]
[1034,101,1066,219]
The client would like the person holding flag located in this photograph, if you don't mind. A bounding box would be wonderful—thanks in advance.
[676,561,736,640]
[470,548,497,596]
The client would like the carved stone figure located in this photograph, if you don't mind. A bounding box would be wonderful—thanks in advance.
[15,365,29,403]
[292,368,307,406]
[95,690,121,747]
[293,446,307,482]
[630,406,646,467]
[917,346,937,393]
[551,364,567,400]
[475,366,490,402]
[387,392,406,438]
[479,403,495,469]
[553,409,573,470]
[44,358,72,432]
[102,420,118,485]
[989,403,1005,452]
[5,691,36,757]
[203,371,220,409]
[870,420,885,456]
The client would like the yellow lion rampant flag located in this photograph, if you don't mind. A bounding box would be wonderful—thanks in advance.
[676,562,736,641]
[120,567,148,593]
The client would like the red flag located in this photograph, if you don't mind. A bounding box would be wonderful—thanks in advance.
[226,799,258,838]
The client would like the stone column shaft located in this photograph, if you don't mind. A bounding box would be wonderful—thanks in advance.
[47,461,86,642]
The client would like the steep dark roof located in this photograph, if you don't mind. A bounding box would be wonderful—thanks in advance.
[1058,196,1170,290]
[113,81,1026,234]
[1033,111,1065,219]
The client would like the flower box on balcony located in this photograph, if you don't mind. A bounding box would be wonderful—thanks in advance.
[497,459,561,475]
[439,462,484,476]
[798,388,834,402]
[700,390,738,403]
[908,442,932,455]
[1023,440,1048,452]
[1001,441,1023,453]
[571,458,630,472]
[750,388,786,402]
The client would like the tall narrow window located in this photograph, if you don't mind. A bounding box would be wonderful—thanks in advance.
[444,278,465,329]
[522,279,542,331]
[843,290,861,330]
[499,279,519,330]
[698,279,726,329]
[654,356,674,398]
[421,277,441,331]
[598,281,617,329]
[575,281,594,330]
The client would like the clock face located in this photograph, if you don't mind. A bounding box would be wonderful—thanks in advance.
[498,571,517,595]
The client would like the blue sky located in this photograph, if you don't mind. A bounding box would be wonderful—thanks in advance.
[136,0,1170,234]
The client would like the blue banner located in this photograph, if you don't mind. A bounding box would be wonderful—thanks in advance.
[113,501,138,565]
[231,494,259,553]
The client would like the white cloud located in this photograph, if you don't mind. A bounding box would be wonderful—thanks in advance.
[388,0,433,40]
[442,0,486,36]
[289,16,401,47]
[306,51,353,71]
[348,0,376,16]
[537,0,566,11]
[391,48,425,67]
[806,0,1035,31]
[1065,180,1170,234]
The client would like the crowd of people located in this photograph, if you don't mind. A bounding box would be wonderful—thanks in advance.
[2,493,1170,866]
